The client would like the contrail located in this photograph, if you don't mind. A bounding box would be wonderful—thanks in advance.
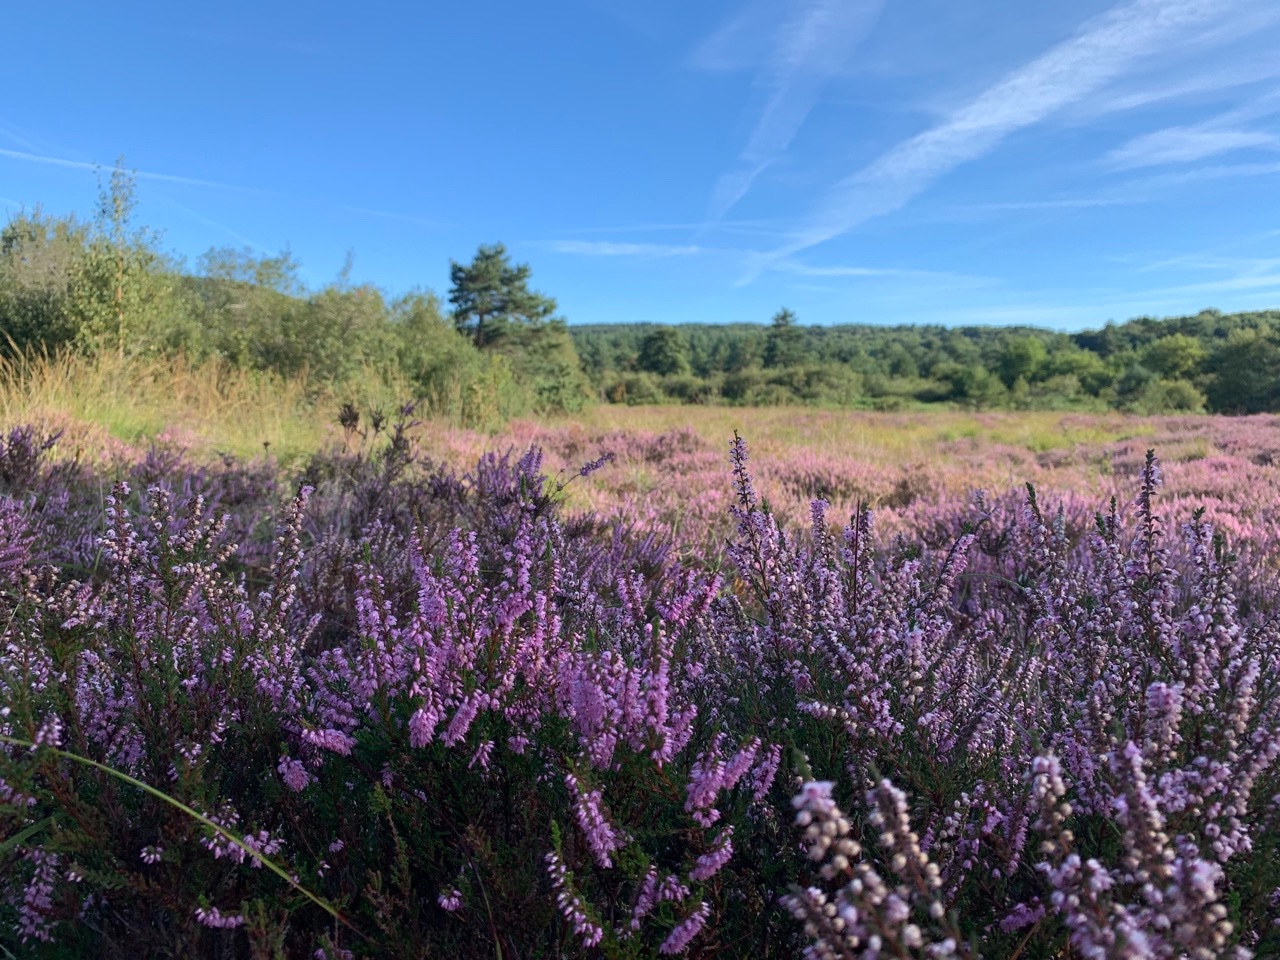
[742,0,1248,282]
[0,147,258,191]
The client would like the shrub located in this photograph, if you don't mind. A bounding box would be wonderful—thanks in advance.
[2,428,1278,958]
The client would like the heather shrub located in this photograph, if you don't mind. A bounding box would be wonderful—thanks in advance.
[0,424,792,957]
[2,424,1279,958]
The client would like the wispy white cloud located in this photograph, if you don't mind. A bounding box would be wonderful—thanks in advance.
[747,0,1249,280]
[774,259,991,284]
[948,196,1146,216]
[0,121,42,153]
[688,1,778,73]
[1134,252,1280,274]
[565,221,803,244]
[1107,126,1279,168]
[1144,271,1280,296]
[0,147,254,191]
[152,193,263,251]
[563,219,794,239]
[1088,58,1280,114]
[699,0,885,226]
[911,158,1280,225]
[1122,158,1280,189]
[1103,86,1280,167]
[549,240,707,257]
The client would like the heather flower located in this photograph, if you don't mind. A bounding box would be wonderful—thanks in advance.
[278,755,311,792]
[566,772,623,868]
[689,826,734,881]
[5,422,1280,956]
[469,739,495,770]
[300,727,356,755]
[139,845,164,865]
[658,901,710,955]
[407,703,440,747]
[17,849,59,942]
[546,850,604,948]
[194,906,244,929]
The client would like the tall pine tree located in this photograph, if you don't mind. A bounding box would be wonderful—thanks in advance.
[448,243,556,348]
[763,307,803,368]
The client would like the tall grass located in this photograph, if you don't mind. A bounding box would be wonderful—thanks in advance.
[541,403,1159,459]
[0,348,412,463]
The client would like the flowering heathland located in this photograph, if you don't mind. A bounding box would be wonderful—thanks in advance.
[1,415,1279,958]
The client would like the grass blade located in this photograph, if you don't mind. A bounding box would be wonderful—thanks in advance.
[1,735,360,935]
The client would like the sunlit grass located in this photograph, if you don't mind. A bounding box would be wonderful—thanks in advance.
[0,353,1199,487]
[0,348,412,464]
[538,404,1161,462]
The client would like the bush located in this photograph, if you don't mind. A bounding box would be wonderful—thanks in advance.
[2,430,1279,958]
[659,373,718,404]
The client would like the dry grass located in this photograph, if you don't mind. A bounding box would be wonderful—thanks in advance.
[0,349,410,463]
[0,348,1171,470]
[529,404,1157,464]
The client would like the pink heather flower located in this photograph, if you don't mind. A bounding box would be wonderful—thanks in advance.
[33,714,63,749]
[18,849,59,942]
[247,830,283,858]
[0,776,38,808]
[469,739,495,770]
[408,704,440,748]
[278,755,311,792]
[626,868,660,935]
[546,850,604,948]
[194,906,245,929]
[442,696,481,747]
[139,845,164,865]
[301,727,355,756]
[579,452,615,477]
[659,901,710,955]
[721,738,760,790]
[328,839,345,853]
[624,867,691,937]
[438,888,464,912]
[792,781,837,816]
[1003,901,1044,931]
[685,742,728,826]
[566,772,622,868]
[690,827,734,882]
[750,744,782,802]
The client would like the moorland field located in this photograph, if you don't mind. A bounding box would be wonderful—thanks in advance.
[3,179,1280,958]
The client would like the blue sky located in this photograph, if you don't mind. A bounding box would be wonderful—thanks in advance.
[3,0,1280,330]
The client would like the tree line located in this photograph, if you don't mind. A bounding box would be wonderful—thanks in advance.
[573,305,1280,414]
[0,169,590,425]
[3,166,1279,418]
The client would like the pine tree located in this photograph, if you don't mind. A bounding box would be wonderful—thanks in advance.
[763,307,804,369]
[637,326,690,376]
[448,243,556,348]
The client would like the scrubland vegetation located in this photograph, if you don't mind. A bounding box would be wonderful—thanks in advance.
[4,171,1280,958]
[4,168,1280,429]
[4,412,1280,958]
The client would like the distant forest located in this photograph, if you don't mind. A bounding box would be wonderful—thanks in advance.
[3,167,1279,420]
[570,308,1280,414]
